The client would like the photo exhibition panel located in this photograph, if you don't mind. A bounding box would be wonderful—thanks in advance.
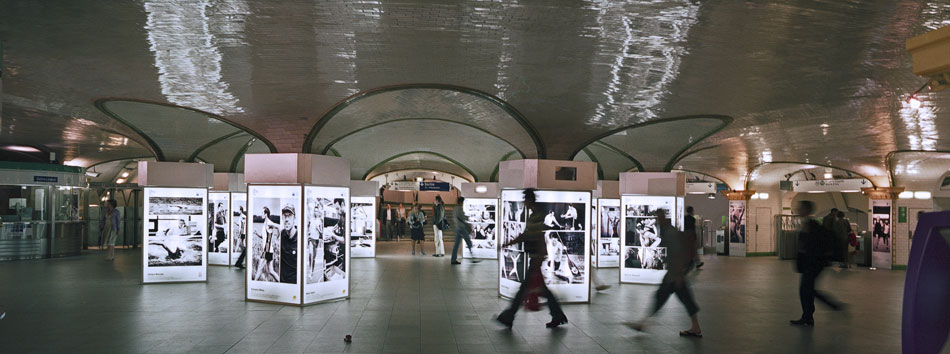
[247,185,303,304]
[208,192,231,266]
[303,186,351,304]
[463,198,499,259]
[620,196,676,284]
[349,196,376,258]
[500,189,591,303]
[143,187,208,283]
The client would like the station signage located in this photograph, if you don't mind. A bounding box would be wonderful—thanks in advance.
[419,181,450,191]
[792,179,870,192]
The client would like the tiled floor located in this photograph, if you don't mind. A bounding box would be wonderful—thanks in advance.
[0,242,904,353]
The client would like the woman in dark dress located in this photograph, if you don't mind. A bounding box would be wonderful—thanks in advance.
[409,204,426,256]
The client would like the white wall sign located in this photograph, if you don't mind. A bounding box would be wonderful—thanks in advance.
[685,182,716,194]
[349,196,376,258]
[207,192,231,266]
[499,190,591,303]
[620,196,675,284]
[792,179,870,192]
[391,181,419,191]
[462,198,499,259]
[143,187,208,283]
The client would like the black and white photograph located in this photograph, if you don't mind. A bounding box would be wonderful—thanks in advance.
[250,197,299,284]
[600,206,620,240]
[872,207,891,253]
[467,203,496,240]
[501,249,526,282]
[305,196,347,284]
[541,231,586,285]
[625,204,671,218]
[625,217,660,247]
[624,246,666,270]
[147,235,203,267]
[535,202,586,231]
[207,198,229,253]
[148,196,203,215]
[504,201,525,223]
[349,202,373,248]
[232,204,247,254]
[501,222,525,250]
[148,217,202,237]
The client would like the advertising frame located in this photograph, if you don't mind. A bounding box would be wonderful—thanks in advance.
[143,187,209,284]
[462,197,500,260]
[207,191,232,266]
[349,196,376,258]
[246,184,304,305]
[871,199,892,269]
[619,195,677,284]
[595,198,621,268]
[728,199,747,257]
[302,185,351,305]
[499,189,591,304]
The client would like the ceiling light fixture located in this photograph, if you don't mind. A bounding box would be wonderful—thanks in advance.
[2,145,42,153]
[824,173,833,179]
[115,178,127,184]
[905,81,930,109]
[914,191,932,200]
[475,186,488,193]
[121,172,130,178]
[707,193,716,200]
[898,191,914,199]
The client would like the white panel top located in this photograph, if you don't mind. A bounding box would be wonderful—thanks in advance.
[460,182,499,198]
[212,173,246,192]
[349,180,379,197]
[244,153,349,186]
[618,172,685,196]
[138,161,213,187]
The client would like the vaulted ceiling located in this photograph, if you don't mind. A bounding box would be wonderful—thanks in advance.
[2,0,950,187]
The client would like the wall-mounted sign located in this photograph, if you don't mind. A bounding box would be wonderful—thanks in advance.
[791,179,870,192]
[899,206,908,223]
[685,182,715,194]
[419,181,449,191]
[33,176,58,183]
[390,181,419,191]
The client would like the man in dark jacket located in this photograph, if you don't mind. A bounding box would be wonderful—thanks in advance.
[496,189,567,329]
[791,201,842,326]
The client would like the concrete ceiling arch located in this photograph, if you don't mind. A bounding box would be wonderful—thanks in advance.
[745,162,878,191]
[886,150,950,190]
[303,84,544,159]
[363,151,478,182]
[94,99,276,170]
[571,115,732,174]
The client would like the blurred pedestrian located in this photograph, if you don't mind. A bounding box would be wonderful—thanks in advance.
[496,189,568,329]
[629,209,702,338]
[450,197,478,265]
[101,200,120,261]
[684,206,703,269]
[791,201,843,327]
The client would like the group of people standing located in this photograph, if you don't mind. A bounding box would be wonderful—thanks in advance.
[379,196,479,263]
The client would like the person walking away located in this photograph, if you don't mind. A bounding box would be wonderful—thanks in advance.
[684,206,703,269]
[432,196,446,257]
[234,206,248,269]
[450,197,479,265]
[834,211,850,268]
[496,189,568,329]
[791,201,843,326]
[629,209,702,337]
[397,203,407,240]
[409,204,426,255]
[101,200,120,261]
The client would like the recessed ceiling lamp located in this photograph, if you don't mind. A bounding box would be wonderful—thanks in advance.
[914,191,932,200]
[898,191,914,199]
[115,178,127,184]
[475,186,488,193]
[706,193,716,200]
[2,145,41,153]
[824,173,833,179]
[905,81,930,109]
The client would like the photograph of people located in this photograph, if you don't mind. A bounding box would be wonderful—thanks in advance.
[729,202,746,243]
[871,214,890,252]
[624,247,641,268]
[147,235,203,267]
[252,206,280,282]
[306,200,325,283]
[164,218,193,236]
[232,206,246,254]
[307,197,347,283]
[541,231,584,284]
[209,202,227,253]
[278,204,297,284]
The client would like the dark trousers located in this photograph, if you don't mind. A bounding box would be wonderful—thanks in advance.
[651,272,700,317]
[234,246,246,267]
[501,260,564,319]
[799,267,837,320]
[450,230,473,262]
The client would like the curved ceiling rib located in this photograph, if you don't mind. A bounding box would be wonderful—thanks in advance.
[362,151,479,182]
[571,115,732,175]
[326,119,522,182]
[303,84,544,158]
[94,99,275,171]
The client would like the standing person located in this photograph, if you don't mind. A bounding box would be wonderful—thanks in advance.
[791,201,843,326]
[846,220,858,268]
[629,209,702,337]
[432,196,446,257]
[383,204,392,241]
[834,211,850,268]
[409,204,426,256]
[397,203,407,241]
[496,189,568,329]
[234,206,248,269]
[101,200,120,261]
[279,205,298,284]
[684,206,703,269]
[450,197,479,265]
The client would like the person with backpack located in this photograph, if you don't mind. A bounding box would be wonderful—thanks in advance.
[791,201,843,327]
[409,204,426,256]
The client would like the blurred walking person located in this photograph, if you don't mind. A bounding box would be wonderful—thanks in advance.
[790,201,843,327]
[629,209,702,338]
[496,189,568,329]
[684,206,703,269]
[101,200,120,261]
[450,197,479,265]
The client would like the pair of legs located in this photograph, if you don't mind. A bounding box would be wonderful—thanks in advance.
[498,259,566,328]
[432,226,445,256]
[633,272,701,336]
[234,245,246,268]
[411,233,426,255]
[450,230,474,264]
[795,267,841,324]
[103,229,116,261]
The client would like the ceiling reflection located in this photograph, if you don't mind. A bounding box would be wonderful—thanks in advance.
[144,0,245,114]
